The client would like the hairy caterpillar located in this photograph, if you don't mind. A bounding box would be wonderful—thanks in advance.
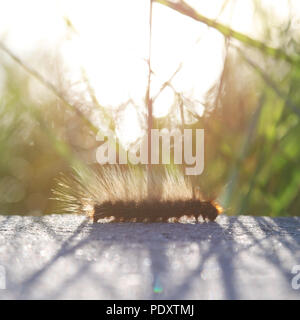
[52,165,222,223]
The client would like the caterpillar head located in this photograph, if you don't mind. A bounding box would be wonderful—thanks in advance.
[200,201,223,222]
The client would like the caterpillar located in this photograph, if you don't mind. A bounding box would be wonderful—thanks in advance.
[52,165,222,223]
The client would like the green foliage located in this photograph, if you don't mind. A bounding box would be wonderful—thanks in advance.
[1,1,300,216]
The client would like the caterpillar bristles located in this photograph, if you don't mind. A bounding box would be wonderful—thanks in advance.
[51,165,222,223]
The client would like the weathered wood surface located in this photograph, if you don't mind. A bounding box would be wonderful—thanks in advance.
[0,214,299,299]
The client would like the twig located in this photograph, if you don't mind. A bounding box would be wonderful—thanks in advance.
[152,63,182,103]
[147,0,154,196]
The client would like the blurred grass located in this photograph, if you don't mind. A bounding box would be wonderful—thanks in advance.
[0,0,300,216]
[156,0,300,67]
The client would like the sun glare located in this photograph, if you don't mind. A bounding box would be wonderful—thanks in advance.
[57,0,228,146]
[1,0,299,148]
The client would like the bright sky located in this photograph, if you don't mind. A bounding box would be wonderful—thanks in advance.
[0,0,299,148]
